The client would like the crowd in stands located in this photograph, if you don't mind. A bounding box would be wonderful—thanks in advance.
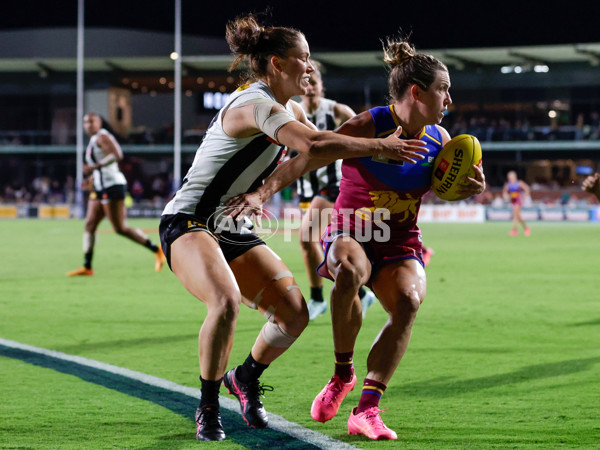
[2,109,600,210]
[3,109,600,147]
[1,175,75,205]
[2,167,598,212]
[444,110,600,142]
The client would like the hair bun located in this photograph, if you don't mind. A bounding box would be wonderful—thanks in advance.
[382,39,416,68]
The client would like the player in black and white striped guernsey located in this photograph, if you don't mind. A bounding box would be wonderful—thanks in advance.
[295,61,376,321]
[66,112,166,276]
[158,13,429,442]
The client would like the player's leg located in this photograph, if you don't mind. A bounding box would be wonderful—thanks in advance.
[515,204,530,235]
[104,193,166,270]
[347,257,426,440]
[311,235,371,423]
[329,236,372,353]
[67,197,103,276]
[510,203,519,235]
[224,244,308,428]
[170,231,241,441]
[300,196,333,319]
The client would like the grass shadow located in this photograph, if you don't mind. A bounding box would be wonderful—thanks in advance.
[58,334,197,353]
[396,356,600,398]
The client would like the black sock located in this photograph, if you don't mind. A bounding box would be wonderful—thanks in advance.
[144,239,159,253]
[199,376,222,407]
[358,286,366,298]
[310,286,324,302]
[84,251,93,270]
[236,353,269,383]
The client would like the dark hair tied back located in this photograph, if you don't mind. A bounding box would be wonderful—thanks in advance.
[225,12,305,82]
[381,33,448,102]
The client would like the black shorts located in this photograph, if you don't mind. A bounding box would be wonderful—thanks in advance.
[159,213,266,270]
[91,184,126,203]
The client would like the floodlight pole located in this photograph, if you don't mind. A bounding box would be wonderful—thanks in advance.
[173,0,182,192]
[75,0,85,218]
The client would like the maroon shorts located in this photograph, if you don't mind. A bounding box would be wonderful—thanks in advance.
[316,222,424,289]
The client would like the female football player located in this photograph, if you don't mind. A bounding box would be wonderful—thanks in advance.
[502,170,531,236]
[159,13,429,442]
[67,112,166,276]
[227,34,485,440]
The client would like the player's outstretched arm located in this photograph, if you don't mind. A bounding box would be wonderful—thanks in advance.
[224,152,323,219]
[277,118,428,163]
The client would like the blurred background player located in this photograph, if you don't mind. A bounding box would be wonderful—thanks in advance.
[67,112,165,276]
[581,172,600,201]
[295,60,376,320]
[422,245,435,266]
[502,170,531,236]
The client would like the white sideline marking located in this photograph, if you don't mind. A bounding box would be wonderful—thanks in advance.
[0,337,360,450]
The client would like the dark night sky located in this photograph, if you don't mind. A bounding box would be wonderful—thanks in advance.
[2,0,600,52]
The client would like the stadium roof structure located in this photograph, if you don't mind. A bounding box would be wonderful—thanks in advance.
[2,28,600,75]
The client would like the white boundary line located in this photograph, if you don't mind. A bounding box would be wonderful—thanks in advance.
[0,337,361,450]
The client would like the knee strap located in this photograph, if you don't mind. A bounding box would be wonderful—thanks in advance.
[260,321,297,348]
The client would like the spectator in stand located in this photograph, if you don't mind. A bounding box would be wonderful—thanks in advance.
[589,111,600,140]
[574,113,585,140]
[546,119,561,141]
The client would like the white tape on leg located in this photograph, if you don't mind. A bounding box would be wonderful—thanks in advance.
[260,322,297,348]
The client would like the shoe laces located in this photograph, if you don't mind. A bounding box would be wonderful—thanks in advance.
[244,380,274,404]
[361,407,388,428]
[322,376,346,401]
[198,405,221,427]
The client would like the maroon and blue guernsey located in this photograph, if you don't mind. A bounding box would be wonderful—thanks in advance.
[318,104,444,281]
[507,181,523,205]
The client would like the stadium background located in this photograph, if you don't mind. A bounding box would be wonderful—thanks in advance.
[2,2,600,449]
[2,0,600,222]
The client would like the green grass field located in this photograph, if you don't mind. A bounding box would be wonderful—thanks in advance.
[1,218,600,449]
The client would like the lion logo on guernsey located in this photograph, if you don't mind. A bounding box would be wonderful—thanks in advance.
[356,191,419,223]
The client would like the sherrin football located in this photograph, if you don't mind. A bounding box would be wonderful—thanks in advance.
[431,134,482,201]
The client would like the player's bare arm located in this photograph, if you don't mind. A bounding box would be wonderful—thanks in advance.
[83,133,123,175]
[436,124,452,146]
[278,109,428,162]
[333,102,356,126]
[225,152,323,219]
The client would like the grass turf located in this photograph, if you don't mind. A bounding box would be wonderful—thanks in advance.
[1,218,599,448]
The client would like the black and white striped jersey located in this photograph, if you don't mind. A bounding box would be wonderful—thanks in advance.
[85,128,127,192]
[296,98,342,201]
[162,81,295,218]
